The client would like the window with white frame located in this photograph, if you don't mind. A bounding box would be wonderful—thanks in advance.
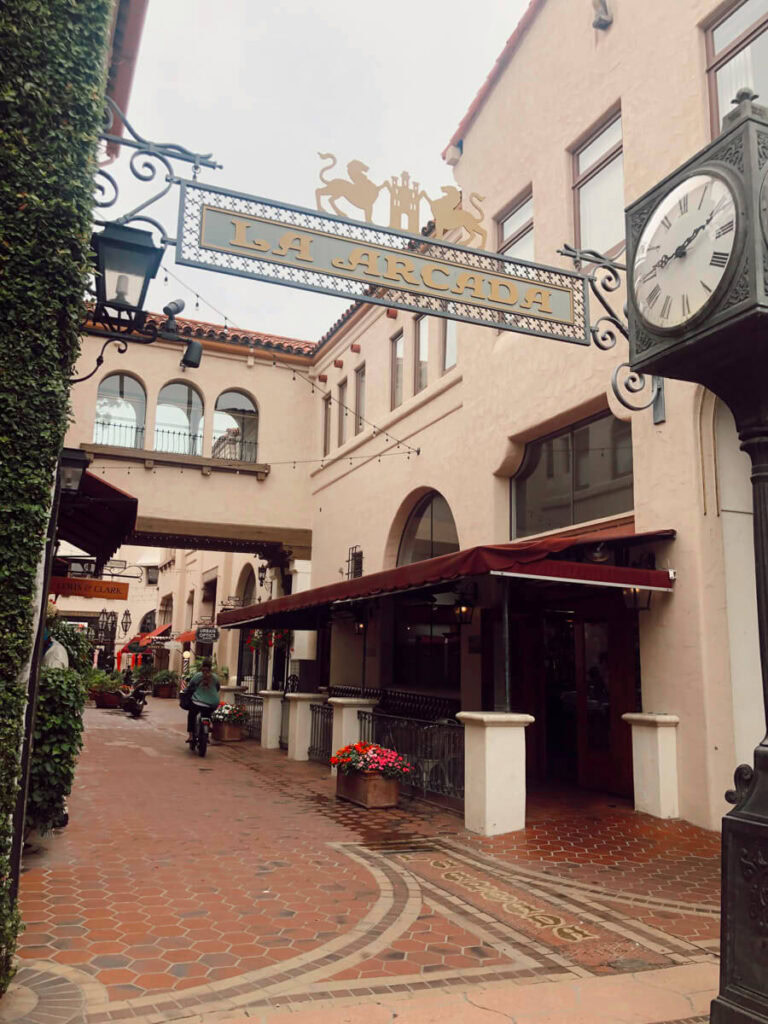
[391,331,404,409]
[572,113,624,255]
[355,364,366,434]
[442,319,457,372]
[338,379,348,446]
[414,316,428,394]
[707,0,768,135]
[498,192,534,261]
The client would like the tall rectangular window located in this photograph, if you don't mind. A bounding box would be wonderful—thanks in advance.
[707,1,768,135]
[414,316,428,394]
[338,379,347,446]
[497,192,534,261]
[322,394,331,455]
[442,319,457,372]
[512,413,633,538]
[354,364,366,435]
[573,113,624,255]
[391,331,403,409]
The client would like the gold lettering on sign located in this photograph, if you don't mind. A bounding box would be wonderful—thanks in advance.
[331,247,381,277]
[271,231,314,263]
[451,272,487,300]
[488,277,519,305]
[229,217,270,252]
[421,264,452,291]
[381,254,421,286]
[519,287,554,314]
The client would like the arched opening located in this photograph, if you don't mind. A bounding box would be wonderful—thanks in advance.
[213,390,259,463]
[94,373,146,449]
[236,564,258,689]
[396,490,460,566]
[155,382,204,455]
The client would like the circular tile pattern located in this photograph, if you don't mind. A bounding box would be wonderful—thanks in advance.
[0,967,83,1024]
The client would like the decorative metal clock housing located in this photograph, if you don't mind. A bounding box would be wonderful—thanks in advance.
[627,91,768,403]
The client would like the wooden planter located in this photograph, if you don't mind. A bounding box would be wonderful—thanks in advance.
[153,683,175,699]
[93,691,122,709]
[212,721,244,742]
[336,771,399,809]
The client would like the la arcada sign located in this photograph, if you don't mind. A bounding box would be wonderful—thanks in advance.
[177,181,589,346]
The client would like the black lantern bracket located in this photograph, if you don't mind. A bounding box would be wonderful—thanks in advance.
[558,243,666,425]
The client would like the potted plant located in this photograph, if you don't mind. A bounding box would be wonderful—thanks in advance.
[87,669,123,708]
[331,742,413,809]
[211,702,247,741]
[152,669,179,698]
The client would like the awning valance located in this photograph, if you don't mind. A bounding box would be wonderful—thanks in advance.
[57,471,138,572]
[175,629,197,644]
[138,623,171,647]
[218,527,676,630]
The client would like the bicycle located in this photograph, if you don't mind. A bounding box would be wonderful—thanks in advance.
[189,707,212,757]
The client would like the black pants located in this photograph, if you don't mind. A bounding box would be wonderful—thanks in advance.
[187,704,214,733]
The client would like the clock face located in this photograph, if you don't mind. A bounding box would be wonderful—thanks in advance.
[632,173,737,331]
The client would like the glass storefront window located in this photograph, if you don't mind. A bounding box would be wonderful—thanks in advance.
[513,414,633,538]
[396,491,460,566]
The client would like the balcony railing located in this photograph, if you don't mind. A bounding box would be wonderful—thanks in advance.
[93,420,145,449]
[358,710,464,800]
[328,686,460,722]
[154,427,203,456]
[308,702,333,764]
[211,430,259,463]
[234,692,263,740]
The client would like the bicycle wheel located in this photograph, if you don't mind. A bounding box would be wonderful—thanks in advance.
[197,722,208,757]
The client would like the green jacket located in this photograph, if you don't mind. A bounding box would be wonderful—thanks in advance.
[188,672,220,707]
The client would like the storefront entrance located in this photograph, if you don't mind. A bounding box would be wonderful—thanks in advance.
[515,596,638,798]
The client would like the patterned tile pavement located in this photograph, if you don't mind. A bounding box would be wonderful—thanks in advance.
[0,699,722,1024]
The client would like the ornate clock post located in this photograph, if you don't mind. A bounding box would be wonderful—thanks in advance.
[626,90,768,1024]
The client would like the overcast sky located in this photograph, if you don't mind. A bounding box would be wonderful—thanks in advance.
[115,0,528,342]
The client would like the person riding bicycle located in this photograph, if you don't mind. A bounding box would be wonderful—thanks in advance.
[185,658,220,745]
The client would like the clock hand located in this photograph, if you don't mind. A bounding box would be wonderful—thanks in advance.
[652,221,708,270]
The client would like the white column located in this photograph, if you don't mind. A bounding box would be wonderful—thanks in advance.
[622,713,680,819]
[457,712,534,836]
[259,690,283,749]
[328,698,379,775]
[287,692,326,761]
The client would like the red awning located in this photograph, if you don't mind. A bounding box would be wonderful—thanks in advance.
[118,633,144,655]
[218,528,676,629]
[57,471,138,571]
[138,623,171,648]
[175,629,197,644]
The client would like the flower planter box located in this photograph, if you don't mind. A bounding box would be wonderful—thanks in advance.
[153,683,175,699]
[93,691,122,709]
[336,772,399,809]
[212,721,244,742]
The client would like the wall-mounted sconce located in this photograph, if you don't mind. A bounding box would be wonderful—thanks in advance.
[622,586,652,612]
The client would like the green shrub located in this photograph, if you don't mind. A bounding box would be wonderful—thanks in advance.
[26,669,88,836]
[84,667,121,694]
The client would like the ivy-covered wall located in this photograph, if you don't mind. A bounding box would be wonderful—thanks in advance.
[0,0,114,993]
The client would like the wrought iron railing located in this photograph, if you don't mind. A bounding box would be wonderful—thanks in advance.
[358,710,464,800]
[308,702,333,764]
[211,434,259,463]
[234,692,263,741]
[329,687,459,722]
[154,427,204,456]
[328,685,382,700]
[279,698,289,750]
[93,419,145,449]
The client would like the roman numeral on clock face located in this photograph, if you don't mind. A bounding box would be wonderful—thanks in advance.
[661,215,672,231]
[681,293,691,317]
[646,284,661,309]
[660,295,672,320]
[715,219,734,239]
[710,251,729,268]
[679,194,688,215]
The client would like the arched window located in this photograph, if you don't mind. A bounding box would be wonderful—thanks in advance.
[94,374,146,448]
[155,382,203,455]
[396,491,459,566]
[240,566,256,606]
[213,390,259,462]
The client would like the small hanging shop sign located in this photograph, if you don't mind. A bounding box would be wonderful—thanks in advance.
[49,577,129,600]
[177,180,588,344]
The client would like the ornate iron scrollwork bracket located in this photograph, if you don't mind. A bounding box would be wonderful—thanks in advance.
[94,96,221,243]
[558,243,665,425]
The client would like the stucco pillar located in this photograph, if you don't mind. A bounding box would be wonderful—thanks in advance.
[457,712,534,836]
[259,690,283,749]
[622,713,680,819]
[328,698,379,776]
[287,692,326,761]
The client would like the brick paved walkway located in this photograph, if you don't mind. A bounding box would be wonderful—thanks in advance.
[0,699,721,1024]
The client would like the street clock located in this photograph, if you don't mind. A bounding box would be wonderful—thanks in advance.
[626,90,768,422]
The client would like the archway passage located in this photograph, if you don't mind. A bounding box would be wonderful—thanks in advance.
[396,491,459,566]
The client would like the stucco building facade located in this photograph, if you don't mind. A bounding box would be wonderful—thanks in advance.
[65,0,768,832]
